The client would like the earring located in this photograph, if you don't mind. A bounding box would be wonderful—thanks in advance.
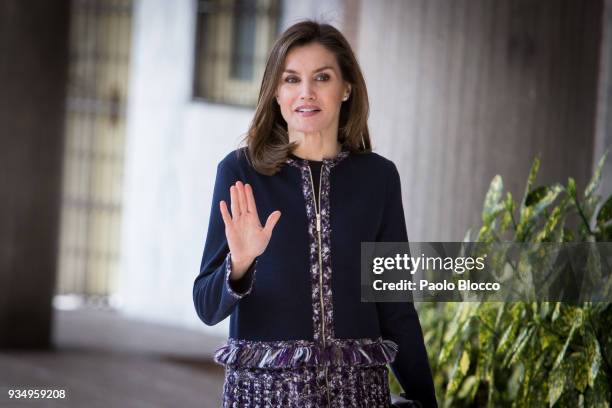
[342,94,349,101]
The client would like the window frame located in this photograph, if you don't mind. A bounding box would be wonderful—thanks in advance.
[192,0,281,107]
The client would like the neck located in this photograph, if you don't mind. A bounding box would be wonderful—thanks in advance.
[289,130,341,161]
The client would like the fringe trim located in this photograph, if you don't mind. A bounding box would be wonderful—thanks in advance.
[214,338,398,369]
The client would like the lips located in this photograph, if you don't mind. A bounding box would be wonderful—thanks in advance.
[295,105,321,113]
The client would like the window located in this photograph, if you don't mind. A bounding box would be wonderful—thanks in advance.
[57,0,133,306]
[193,0,280,107]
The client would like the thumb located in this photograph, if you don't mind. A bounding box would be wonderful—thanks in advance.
[263,210,281,236]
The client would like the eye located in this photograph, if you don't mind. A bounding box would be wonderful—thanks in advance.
[316,73,330,81]
[284,76,299,83]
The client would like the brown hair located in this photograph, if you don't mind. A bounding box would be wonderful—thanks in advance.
[240,20,372,175]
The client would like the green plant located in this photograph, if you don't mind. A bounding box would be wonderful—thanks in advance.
[391,154,612,407]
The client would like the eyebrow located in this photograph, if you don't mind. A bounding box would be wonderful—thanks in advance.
[283,66,336,74]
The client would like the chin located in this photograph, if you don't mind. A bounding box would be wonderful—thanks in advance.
[289,121,330,134]
[293,126,324,133]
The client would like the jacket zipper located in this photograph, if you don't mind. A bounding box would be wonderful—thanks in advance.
[307,164,331,407]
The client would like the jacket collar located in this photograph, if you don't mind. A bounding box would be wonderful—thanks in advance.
[285,145,350,169]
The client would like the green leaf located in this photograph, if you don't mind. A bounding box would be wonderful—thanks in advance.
[531,184,564,217]
[505,191,515,211]
[539,328,557,351]
[567,177,577,199]
[509,326,534,366]
[522,157,541,210]
[584,329,602,388]
[516,185,562,242]
[596,195,612,226]
[553,309,583,369]
[525,186,549,207]
[516,208,534,241]
[482,175,504,223]
[584,154,608,220]
[496,322,516,357]
[459,348,471,375]
[535,204,563,242]
[552,302,562,322]
[572,351,589,393]
[548,362,569,407]
[500,210,513,233]
[446,342,471,397]
[457,375,479,400]
[438,304,472,364]
[585,151,608,199]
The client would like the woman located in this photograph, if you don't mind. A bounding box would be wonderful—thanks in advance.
[193,20,437,408]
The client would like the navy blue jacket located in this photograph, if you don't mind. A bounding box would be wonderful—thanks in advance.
[193,146,437,407]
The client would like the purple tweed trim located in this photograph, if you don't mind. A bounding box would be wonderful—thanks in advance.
[285,148,349,342]
[319,163,335,339]
[224,252,256,299]
[223,363,390,407]
[214,337,398,369]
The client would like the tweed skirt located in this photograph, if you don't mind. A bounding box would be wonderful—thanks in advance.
[222,363,391,407]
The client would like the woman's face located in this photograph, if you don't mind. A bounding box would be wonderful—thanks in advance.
[276,42,351,135]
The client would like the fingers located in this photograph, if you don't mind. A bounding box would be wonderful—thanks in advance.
[235,181,248,215]
[228,181,256,220]
[263,210,281,236]
[219,200,232,225]
[230,185,240,218]
[244,183,258,215]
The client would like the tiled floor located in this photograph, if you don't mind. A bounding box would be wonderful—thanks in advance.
[0,309,226,408]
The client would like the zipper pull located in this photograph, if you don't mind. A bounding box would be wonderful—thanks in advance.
[316,213,321,232]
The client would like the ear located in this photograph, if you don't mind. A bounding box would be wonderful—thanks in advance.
[344,84,352,101]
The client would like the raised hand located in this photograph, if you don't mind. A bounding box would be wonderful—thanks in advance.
[219,181,281,280]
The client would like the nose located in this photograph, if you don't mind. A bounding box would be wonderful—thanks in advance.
[299,79,316,101]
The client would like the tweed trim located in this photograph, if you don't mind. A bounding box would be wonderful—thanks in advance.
[285,147,349,341]
[223,362,391,407]
[215,337,398,369]
[225,252,256,299]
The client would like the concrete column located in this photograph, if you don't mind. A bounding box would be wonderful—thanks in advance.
[595,0,612,199]
[358,0,605,241]
[0,0,70,348]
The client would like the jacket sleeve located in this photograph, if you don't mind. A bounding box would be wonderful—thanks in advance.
[193,158,257,326]
[375,160,438,408]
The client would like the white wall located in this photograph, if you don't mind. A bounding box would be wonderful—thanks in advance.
[119,0,346,336]
[280,0,345,31]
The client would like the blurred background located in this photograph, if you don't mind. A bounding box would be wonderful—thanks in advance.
[0,0,611,406]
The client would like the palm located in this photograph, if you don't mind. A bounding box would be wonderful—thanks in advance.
[225,207,269,259]
[220,181,281,270]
